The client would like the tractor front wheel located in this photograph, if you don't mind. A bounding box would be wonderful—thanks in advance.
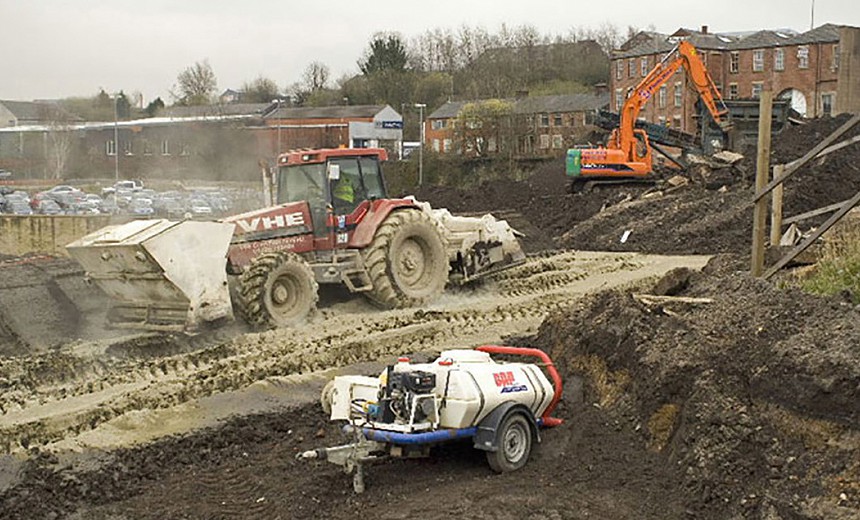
[237,252,318,329]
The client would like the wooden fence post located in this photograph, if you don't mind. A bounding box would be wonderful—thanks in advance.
[751,91,773,277]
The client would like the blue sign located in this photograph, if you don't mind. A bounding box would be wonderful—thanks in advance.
[380,121,403,129]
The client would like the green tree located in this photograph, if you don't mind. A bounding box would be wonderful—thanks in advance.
[455,99,514,157]
[115,91,132,120]
[359,33,410,75]
[173,60,217,106]
[144,97,165,117]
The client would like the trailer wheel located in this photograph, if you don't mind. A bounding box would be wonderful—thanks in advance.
[237,252,318,329]
[361,209,448,309]
[486,412,533,473]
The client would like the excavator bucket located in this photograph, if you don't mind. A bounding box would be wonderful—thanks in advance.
[66,219,236,332]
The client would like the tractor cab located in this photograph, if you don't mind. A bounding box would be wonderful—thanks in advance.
[276,148,388,235]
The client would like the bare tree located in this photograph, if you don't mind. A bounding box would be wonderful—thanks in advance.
[173,60,217,106]
[41,104,73,179]
[302,61,330,91]
[241,75,281,103]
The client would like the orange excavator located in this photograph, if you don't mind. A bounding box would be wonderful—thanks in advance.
[567,40,730,189]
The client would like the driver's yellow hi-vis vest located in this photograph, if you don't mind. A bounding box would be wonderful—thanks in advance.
[333,179,354,203]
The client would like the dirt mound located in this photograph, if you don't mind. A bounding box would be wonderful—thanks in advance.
[413,162,651,253]
[0,256,117,356]
[414,115,860,256]
[529,256,860,518]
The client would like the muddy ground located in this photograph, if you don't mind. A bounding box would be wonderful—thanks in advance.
[1,116,859,519]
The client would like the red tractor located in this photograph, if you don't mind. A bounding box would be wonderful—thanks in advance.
[68,148,525,332]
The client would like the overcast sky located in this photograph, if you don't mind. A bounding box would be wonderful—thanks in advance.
[1,0,857,104]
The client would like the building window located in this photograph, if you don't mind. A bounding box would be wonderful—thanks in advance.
[728,83,739,100]
[658,85,667,108]
[432,139,440,152]
[161,139,170,155]
[821,93,834,116]
[180,143,190,156]
[752,49,764,72]
[672,115,682,131]
[539,114,550,127]
[798,46,809,69]
[443,139,451,153]
[833,44,840,70]
[658,116,666,126]
[616,60,623,80]
[730,52,739,73]
[123,140,133,156]
[106,140,116,156]
[142,140,153,156]
[640,57,648,77]
[551,134,563,149]
[751,82,763,99]
[539,134,550,149]
[674,82,682,107]
[431,119,447,130]
[553,114,563,126]
[628,59,635,78]
[615,89,623,112]
[774,48,785,71]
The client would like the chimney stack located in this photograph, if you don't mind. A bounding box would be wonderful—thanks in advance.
[701,25,709,34]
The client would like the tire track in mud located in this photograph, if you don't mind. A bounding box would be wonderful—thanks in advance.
[0,251,709,452]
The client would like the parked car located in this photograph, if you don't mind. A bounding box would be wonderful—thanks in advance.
[128,198,154,217]
[5,201,33,215]
[35,199,63,215]
[188,199,213,217]
[99,198,121,214]
[0,169,12,179]
[102,180,144,196]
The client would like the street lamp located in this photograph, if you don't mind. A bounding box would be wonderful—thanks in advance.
[272,98,286,163]
[414,103,426,187]
[113,94,119,186]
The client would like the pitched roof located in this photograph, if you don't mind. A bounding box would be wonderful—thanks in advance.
[428,93,609,119]
[428,101,469,120]
[730,30,795,50]
[513,93,609,114]
[0,100,79,122]
[614,23,852,59]
[162,103,269,118]
[265,104,387,120]
[790,23,843,45]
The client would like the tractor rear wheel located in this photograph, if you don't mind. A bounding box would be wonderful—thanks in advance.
[361,209,448,309]
[486,412,533,473]
[362,209,449,309]
[237,252,318,329]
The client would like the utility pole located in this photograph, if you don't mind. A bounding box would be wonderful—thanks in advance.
[414,103,426,187]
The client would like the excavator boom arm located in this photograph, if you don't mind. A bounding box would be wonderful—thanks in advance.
[617,40,729,159]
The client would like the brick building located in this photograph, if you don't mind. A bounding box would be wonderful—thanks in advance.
[262,104,402,156]
[0,103,403,181]
[610,24,859,133]
[425,92,608,158]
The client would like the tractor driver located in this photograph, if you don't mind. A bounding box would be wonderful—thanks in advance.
[332,175,357,213]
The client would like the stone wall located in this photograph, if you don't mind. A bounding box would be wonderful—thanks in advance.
[0,216,111,256]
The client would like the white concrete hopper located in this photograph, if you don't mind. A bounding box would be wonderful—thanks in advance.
[66,219,235,332]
